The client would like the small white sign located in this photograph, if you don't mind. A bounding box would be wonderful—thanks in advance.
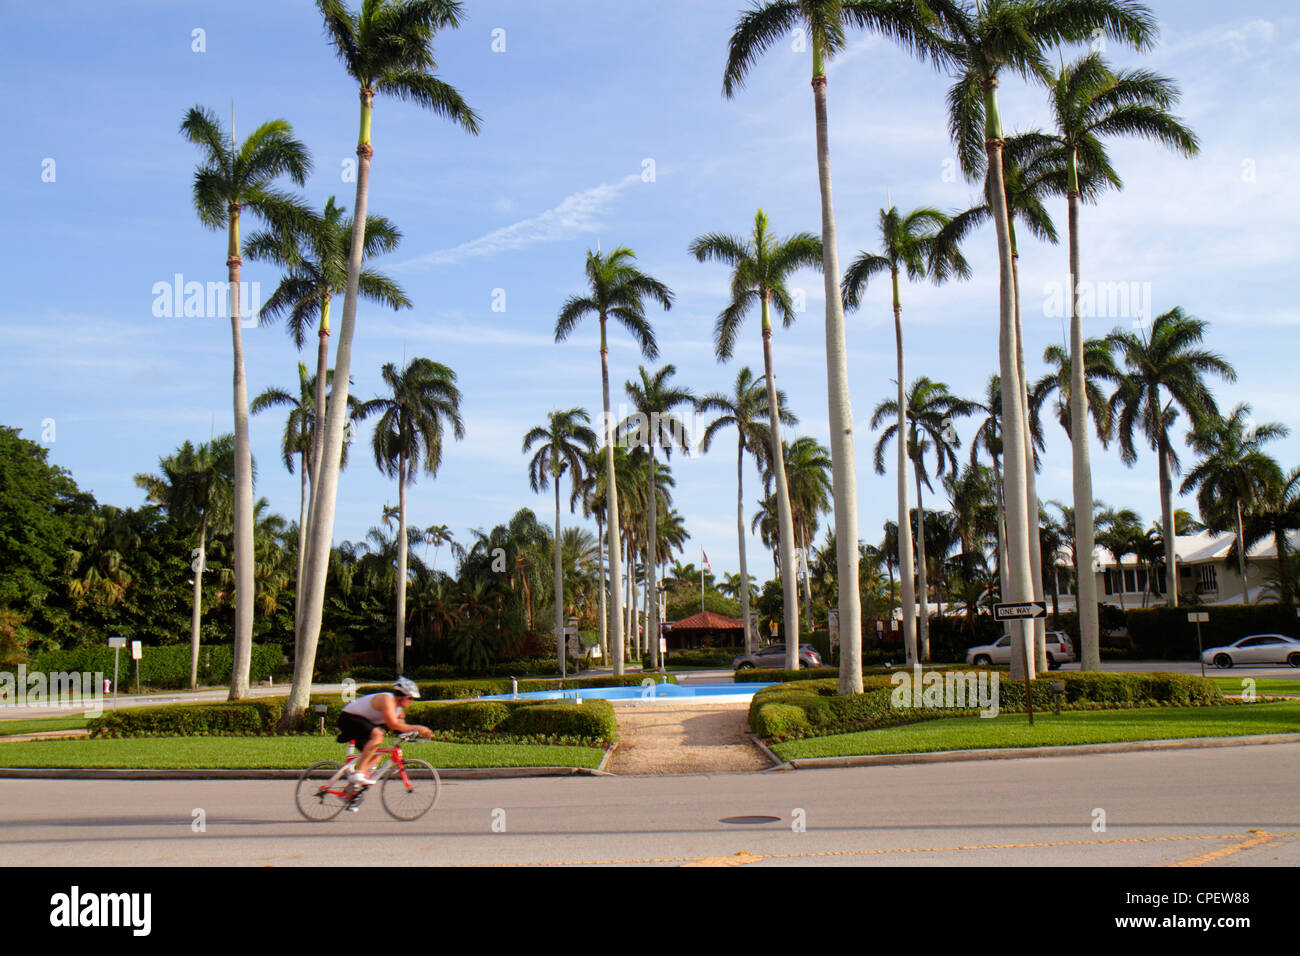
[130,641,142,660]
[659,638,667,653]
[1187,612,1209,623]
[108,637,126,648]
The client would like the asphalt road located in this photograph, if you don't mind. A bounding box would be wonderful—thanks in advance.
[2,743,1296,867]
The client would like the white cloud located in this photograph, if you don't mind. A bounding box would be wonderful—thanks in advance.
[399,174,644,268]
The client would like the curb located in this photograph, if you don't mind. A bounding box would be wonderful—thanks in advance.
[747,733,784,768]
[596,742,618,774]
[0,765,610,781]
[764,732,1300,771]
[0,730,91,743]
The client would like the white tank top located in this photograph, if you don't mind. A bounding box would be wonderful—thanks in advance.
[342,692,403,723]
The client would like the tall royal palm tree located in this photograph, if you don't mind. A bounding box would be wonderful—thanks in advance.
[690,210,821,671]
[621,365,694,669]
[842,203,970,664]
[250,363,360,655]
[1181,404,1286,604]
[523,408,597,675]
[871,377,975,660]
[135,435,235,689]
[358,358,465,674]
[1109,307,1235,606]
[294,0,479,725]
[724,3,951,693]
[181,105,311,699]
[773,436,834,633]
[246,194,408,480]
[1039,50,1198,666]
[939,0,1157,677]
[698,366,795,652]
[554,248,673,674]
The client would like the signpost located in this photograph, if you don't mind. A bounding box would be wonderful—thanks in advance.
[108,637,126,710]
[993,603,1047,725]
[130,641,142,694]
[1188,611,1209,677]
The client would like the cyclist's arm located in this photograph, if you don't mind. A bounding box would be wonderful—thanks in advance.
[376,694,433,737]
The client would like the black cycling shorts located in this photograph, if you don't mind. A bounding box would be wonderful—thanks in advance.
[336,711,383,747]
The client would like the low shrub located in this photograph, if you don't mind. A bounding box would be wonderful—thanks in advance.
[31,643,283,690]
[498,700,618,743]
[355,674,676,700]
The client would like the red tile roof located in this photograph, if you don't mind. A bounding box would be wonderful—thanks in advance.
[665,610,744,630]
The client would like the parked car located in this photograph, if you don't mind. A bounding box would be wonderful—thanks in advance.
[1201,634,1300,668]
[966,631,1075,669]
[733,643,822,670]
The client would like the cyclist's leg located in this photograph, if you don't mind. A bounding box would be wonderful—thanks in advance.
[353,725,386,776]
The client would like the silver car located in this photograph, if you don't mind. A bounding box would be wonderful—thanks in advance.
[733,643,823,670]
[1202,634,1300,668]
[966,631,1076,669]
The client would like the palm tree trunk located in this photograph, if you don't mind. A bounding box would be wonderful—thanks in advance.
[812,52,863,695]
[799,524,814,632]
[892,271,918,665]
[287,86,375,725]
[1236,500,1249,603]
[760,293,801,669]
[226,214,255,700]
[191,512,207,690]
[994,453,1008,602]
[311,297,332,478]
[597,513,608,663]
[913,465,930,660]
[396,455,408,674]
[295,450,308,659]
[1158,431,1178,606]
[555,474,565,676]
[1013,250,1047,673]
[1067,185,1102,669]
[985,80,1035,680]
[600,320,626,675]
[647,448,660,669]
[736,438,754,653]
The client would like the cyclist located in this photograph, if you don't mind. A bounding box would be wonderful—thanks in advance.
[337,677,433,785]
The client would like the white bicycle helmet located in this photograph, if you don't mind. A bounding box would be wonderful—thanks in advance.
[391,677,420,699]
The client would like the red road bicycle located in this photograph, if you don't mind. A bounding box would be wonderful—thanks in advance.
[295,730,441,821]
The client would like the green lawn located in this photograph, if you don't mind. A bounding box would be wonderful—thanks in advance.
[0,736,605,770]
[771,700,1300,761]
[0,716,92,736]
[1208,676,1300,696]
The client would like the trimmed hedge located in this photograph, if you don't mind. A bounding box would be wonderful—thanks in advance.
[647,647,743,668]
[355,674,677,700]
[748,671,1225,741]
[31,643,283,690]
[1123,604,1300,660]
[90,694,618,745]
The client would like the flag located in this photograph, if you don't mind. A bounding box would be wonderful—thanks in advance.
[701,550,712,574]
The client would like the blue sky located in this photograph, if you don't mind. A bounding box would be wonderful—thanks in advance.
[4,1,1298,581]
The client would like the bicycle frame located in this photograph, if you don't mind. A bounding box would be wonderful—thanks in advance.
[315,739,415,799]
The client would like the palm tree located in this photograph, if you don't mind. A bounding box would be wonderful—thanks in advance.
[1109,307,1236,606]
[1094,505,1143,611]
[294,0,479,725]
[1181,404,1287,604]
[842,203,970,664]
[135,435,235,688]
[523,408,597,675]
[250,363,360,655]
[1237,468,1300,611]
[357,358,465,674]
[423,524,454,573]
[1038,50,1199,666]
[698,366,795,652]
[871,377,975,660]
[940,0,1157,678]
[621,365,694,669]
[775,436,834,633]
[554,248,673,674]
[181,105,311,699]
[724,3,952,693]
[245,195,409,480]
[690,210,821,671]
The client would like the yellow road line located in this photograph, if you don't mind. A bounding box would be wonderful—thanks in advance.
[1168,829,1282,867]
[487,831,1287,867]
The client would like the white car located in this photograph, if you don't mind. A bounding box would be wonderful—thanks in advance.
[1202,634,1300,668]
[966,631,1076,669]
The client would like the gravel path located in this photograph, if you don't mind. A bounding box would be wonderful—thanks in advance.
[607,702,771,775]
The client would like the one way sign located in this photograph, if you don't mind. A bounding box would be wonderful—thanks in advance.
[993,601,1047,621]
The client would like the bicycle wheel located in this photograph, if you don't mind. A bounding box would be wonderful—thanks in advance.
[380,758,441,821]
[295,761,351,821]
